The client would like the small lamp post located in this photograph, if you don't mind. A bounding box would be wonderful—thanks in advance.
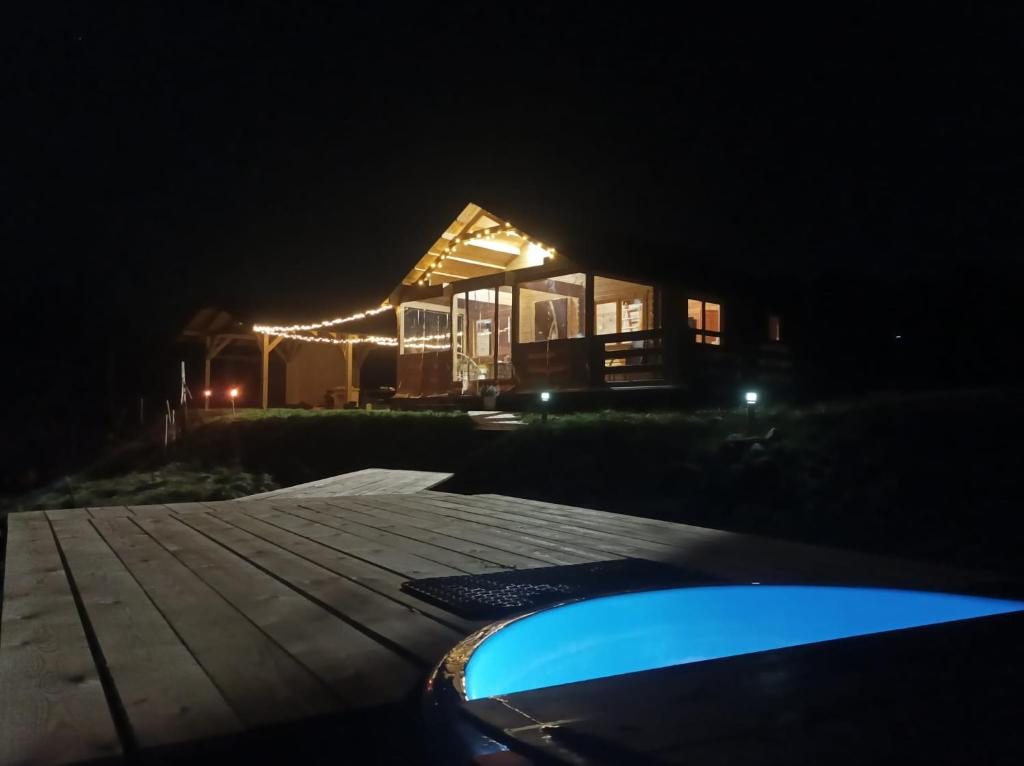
[745,390,758,433]
[540,391,551,422]
[229,387,239,415]
[203,389,212,411]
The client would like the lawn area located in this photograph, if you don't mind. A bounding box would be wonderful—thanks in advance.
[3,409,477,513]
[3,390,1020,579]
[446,388,1023,577]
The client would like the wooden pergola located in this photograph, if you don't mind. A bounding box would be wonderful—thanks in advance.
[179,308,371,408]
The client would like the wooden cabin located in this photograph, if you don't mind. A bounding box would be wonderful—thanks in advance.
[387,203,792,405]
[185,203,792,408]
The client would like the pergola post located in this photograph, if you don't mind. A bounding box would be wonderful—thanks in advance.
[204,334,233,402]
[261,333,283,409]
[345,340,355,405]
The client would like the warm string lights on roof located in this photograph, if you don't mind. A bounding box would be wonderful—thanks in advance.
[253,305,391,335]
[417,221,557,286]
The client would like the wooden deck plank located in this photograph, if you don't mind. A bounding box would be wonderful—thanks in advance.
[467,492,681,538]
[407,493,672,560]
[259,501,510,575]
[342,495,617,565]
[430,493,697,559]
[5,487,997,766]
[0,513,122,766]
[288,498,553,570]
[42,508,82,522]
[85,506,133,519]
[325,496,594,566]
[133,515,420,709]
[237,468,452,501]
[173,511,463,668]
[90,516,337,727]
[49,516,243,747]
[470,494,984,589]
[200,508,478,634]
[226,502,463,579]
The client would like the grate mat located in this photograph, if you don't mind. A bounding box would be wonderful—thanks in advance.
[401,558,717,619]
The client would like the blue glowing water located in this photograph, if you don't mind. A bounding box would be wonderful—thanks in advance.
[462,585,1024,700]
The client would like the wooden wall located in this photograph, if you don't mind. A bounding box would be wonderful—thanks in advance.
[285,344,346,406]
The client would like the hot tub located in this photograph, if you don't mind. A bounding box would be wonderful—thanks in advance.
[424,585,1024,761]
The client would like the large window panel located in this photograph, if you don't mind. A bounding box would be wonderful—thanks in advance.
[687,298,722,345]
[467,288,495,375]
[686,299,703,331]
[517,273,586,343]
[454,288,498,384]
[594,276,656,335]
[496,286,513,379]
[596,302,617,335]
[400,296,451,355]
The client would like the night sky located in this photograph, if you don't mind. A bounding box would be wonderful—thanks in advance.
[3,4,1022,456]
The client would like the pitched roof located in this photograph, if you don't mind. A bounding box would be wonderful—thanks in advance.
[397,202,559,288]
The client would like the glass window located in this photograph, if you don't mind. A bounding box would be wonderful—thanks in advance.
[454,288,499,383]
[517,273,586,343]
[467,288,495,376]
[400,296,451,354]
[687,299,703,331]
[596,302,617,335]
[704,302,721,333]
[687,298,722,345]
[496,286,512,379]
[594,276,656,335]
[769,315,781,342]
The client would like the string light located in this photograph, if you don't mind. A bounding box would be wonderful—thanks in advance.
[253,305,391,334]
[262,331,456,349]
[417,223,557,286]
[264,331,399,346]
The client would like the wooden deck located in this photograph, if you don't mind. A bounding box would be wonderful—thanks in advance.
[0,491,996,766]
[236,467,453,500]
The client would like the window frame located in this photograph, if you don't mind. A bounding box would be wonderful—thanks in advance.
[515,271,588,344]
[687,298,723,346]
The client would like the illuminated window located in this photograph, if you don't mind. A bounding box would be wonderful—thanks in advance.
[496,286,512,379]
[400,296,451,355]
[594,276,656,335]
[517,273,586,343]
[453,289,496,382]
[769,315,781,342]
[687,299,722,345]
[596,302,617,335]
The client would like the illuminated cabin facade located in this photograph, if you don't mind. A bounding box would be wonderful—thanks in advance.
[387,203,791,404]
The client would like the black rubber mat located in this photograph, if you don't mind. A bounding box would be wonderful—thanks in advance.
[401,558,717,619]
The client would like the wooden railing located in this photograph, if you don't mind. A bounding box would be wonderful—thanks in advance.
[597,329,665,384]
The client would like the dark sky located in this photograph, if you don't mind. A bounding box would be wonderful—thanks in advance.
[3,4,1022,370]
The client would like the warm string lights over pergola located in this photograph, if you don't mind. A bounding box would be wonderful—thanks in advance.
[252,305,405,347]
[253,304,392,335]
[417,221,556,286]
[259,329,452,350]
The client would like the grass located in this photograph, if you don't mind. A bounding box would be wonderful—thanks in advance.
[4,390,1020,579]
[2,409,477,513]
[16,463,278,511]
[448,388,1024,577]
